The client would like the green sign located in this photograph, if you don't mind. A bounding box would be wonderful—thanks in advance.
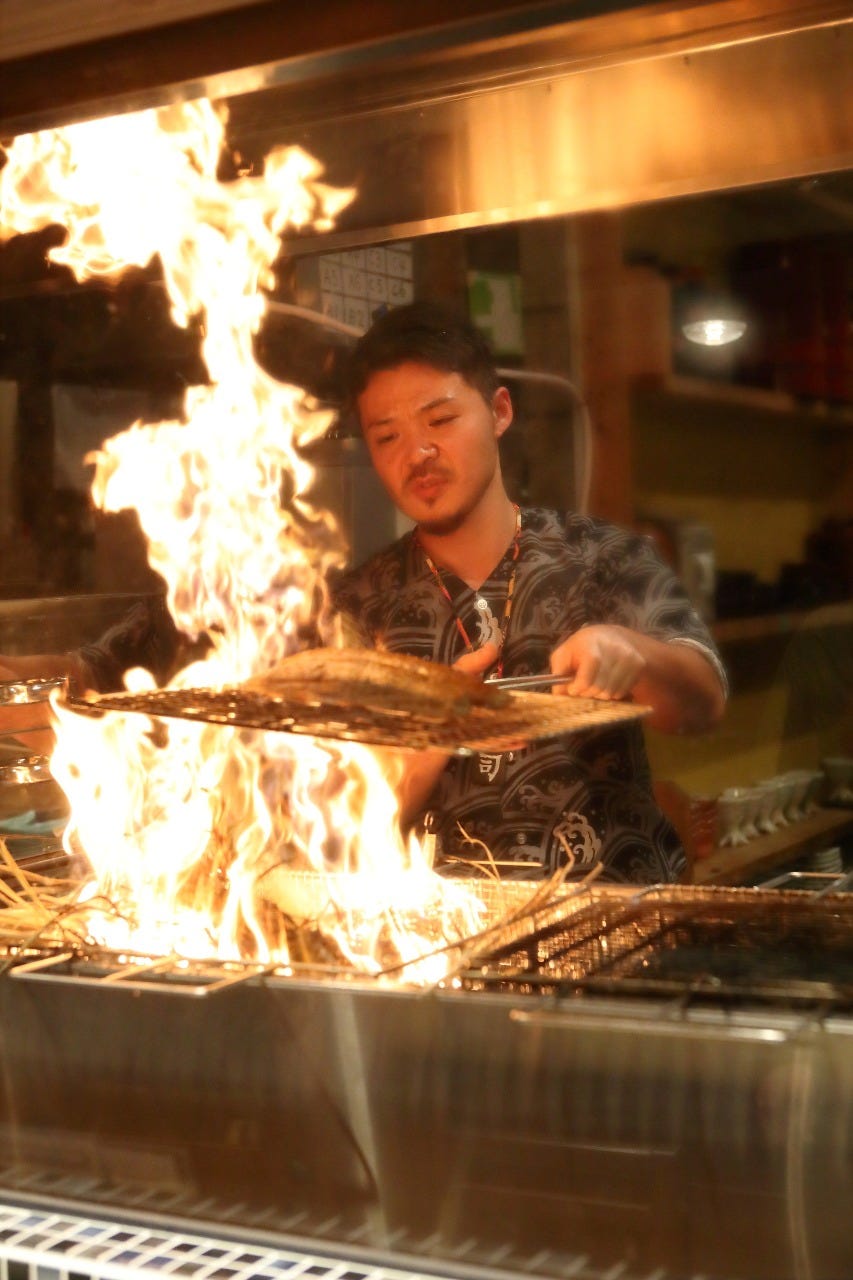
[468,271,524,356]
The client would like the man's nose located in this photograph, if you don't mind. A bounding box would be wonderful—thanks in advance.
[410,436,438,462]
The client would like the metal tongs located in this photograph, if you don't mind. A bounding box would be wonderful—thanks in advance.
[487,673,574,691]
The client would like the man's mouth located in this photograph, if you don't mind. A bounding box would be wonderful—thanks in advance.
[407,469,449,500]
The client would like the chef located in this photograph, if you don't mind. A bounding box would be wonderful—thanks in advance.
[331,300,727,882]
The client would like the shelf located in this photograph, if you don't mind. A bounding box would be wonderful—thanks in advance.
[690,806,853,886]
[711,599,853,643]
[634,373,853,430]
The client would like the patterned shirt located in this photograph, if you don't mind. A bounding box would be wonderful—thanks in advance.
[331,508,726,885]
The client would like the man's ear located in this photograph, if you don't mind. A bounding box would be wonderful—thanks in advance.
[492,385,513,439]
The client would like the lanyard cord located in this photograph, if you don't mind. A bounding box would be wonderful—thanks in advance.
[417,505,521,679]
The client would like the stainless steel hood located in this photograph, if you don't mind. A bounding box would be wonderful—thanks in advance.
[1,1,851,248]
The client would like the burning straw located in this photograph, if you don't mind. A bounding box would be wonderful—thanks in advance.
[0,831,596,987]
[0,837,126,962]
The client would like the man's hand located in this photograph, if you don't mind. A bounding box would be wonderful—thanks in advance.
[550,625,726,734]
[550,625,644,700]
[453,641,499,679]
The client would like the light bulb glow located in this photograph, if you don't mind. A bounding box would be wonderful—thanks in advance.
[682,318,747,347]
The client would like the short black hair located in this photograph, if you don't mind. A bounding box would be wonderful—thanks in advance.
[346,300,500,408]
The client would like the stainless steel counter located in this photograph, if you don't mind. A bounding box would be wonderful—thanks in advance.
[0,919,851,1280]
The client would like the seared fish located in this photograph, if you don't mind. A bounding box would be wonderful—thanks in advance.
[245,647,509,717]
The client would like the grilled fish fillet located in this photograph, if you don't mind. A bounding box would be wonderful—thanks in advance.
[244,647,509,716]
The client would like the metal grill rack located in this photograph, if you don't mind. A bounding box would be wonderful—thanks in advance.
[0,944,423,995]
[64,686,647,754]
[0,1199,716,1280]
[460,885,853,1009]
[0,1200,491,1280]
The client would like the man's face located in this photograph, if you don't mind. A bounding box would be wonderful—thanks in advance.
[357,360,512,534]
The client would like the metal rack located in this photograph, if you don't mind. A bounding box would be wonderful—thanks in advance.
[459,884,853,1011]
[0,1197,719,1280]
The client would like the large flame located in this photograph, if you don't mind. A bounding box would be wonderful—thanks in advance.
[0,101,486,980]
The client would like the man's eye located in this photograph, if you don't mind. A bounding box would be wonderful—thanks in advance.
[375,433,396,446]
[430,415,455,427]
